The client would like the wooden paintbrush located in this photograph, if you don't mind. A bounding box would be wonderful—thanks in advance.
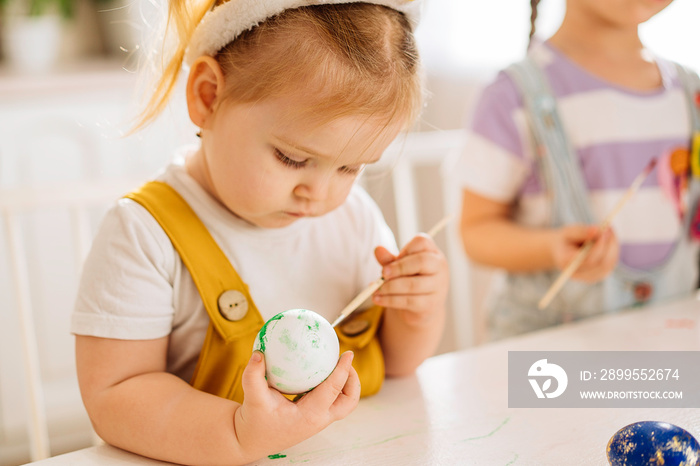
[538,158,658,310]
[331,214,454,328]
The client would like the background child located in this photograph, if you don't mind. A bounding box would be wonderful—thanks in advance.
[71,1,448,464]
[458,0,699,341]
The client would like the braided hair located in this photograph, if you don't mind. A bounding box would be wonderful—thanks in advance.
[529,0,541,49]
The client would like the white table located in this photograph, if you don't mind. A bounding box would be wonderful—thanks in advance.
[26,295,700,465]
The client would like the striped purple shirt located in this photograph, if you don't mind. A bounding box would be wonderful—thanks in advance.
[457,41,694,270]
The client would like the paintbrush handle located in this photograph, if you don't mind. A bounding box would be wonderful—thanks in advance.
[598,172,647,231]
[426,214,455,238]
[331,277,385,327]
[537,158,656,310]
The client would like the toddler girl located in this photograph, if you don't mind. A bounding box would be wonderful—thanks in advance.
[72,1,448,464]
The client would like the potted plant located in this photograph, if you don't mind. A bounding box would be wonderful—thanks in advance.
[92,0,160,59]
[92,0,141,57]
[0,0,74,71]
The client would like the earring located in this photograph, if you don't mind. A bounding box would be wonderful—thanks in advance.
[196,131,202,138]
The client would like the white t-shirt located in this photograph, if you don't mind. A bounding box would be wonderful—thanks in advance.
[71,156,397,382]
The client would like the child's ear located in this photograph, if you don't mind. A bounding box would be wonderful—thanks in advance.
[186,56,226,129]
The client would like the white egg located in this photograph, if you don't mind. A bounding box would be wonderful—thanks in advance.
[253,309,340,395]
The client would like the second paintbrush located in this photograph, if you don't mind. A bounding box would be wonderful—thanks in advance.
[537,158,658,310]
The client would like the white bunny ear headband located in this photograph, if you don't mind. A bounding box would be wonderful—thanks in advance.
[184,0,422,66]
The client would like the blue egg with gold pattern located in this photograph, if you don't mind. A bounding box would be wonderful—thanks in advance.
[607,421,700,466]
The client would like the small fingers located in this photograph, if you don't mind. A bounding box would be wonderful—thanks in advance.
[298,351,354,411]
[372,292,435,313]
[561,224,595,245]
[374,246,396,267]
[583,230,609,266]
[328,358,361,420]
[382,250,444,280]
[592,230,619,274]
[574,230,619,282]
[376,275,438,296]
[396,234,439,258]
[241,351,269,404]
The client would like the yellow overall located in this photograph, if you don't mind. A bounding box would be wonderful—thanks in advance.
[125,181,385,403]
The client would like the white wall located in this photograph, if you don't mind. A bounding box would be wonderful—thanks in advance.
[416,0,700,75]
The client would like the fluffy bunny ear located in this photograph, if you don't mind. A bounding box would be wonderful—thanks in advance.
[184,0,423,66]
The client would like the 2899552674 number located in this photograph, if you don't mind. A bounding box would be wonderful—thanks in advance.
[600,368,680,381]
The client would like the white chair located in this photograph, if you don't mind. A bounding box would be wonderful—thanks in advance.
[0,65,194,464]
[361,129,476,351]
[1,178,145,462]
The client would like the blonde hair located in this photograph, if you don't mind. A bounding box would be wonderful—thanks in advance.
[136,1,423,131]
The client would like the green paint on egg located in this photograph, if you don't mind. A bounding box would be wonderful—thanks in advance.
[278,329,298,351]
[268,453,287,459]
[255,312,285,353]
[256,334,266,353]
[253,312,284,353]
[275,382,293,391]
[257,309,339,395]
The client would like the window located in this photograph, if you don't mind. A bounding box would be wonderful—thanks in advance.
[416,0,700,73]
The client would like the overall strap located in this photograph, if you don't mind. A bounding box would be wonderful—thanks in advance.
[125,181,265,342]
[125,181,385,400]
[506,57,593,226]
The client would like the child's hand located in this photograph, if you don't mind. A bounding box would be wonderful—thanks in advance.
[552,224,619,283]
[373,233,449,327]
[235,350,360,461]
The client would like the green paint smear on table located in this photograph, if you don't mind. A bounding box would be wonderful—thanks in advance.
[504,453,519,465]
[286,416,513,464]
[459,416,511,442]
[268,453,287,459]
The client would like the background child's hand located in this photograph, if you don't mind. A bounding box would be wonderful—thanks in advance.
[373,233,449,327]
[552,224,619,283]
[235,350,360,461]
